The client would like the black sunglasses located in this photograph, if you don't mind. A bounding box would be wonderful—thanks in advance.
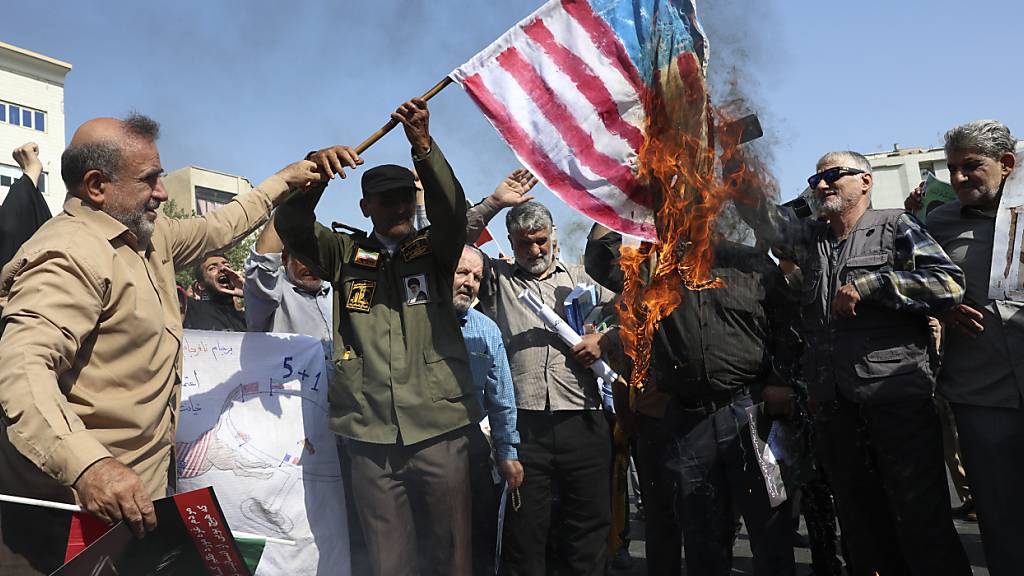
[807,166,864,189]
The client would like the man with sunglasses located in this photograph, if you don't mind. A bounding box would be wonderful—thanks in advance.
[741,150,970,575]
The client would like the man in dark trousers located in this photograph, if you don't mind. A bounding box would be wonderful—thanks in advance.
[926,119,1024,576]
[275,98,480,576]
[0,142,51,268]
[652,238,798,576]
[744,150,971,575]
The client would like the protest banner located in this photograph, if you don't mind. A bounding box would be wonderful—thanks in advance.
[176,330,349,576]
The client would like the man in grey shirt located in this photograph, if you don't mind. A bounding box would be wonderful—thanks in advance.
[244,212,332,349]
[925,119,1023,576]
[466,194,616,576]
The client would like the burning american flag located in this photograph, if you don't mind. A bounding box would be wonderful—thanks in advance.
[450,0,709,243]
[452,0,759,389]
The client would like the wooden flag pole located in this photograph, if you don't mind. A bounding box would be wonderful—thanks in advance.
[354,76,454,155]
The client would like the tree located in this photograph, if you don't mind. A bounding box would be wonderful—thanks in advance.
[161,198,258,288]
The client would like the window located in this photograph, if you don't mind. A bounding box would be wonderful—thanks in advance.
[38,172,46,192]
[195,186,236,215]
[0,101,46,131]
[0,175,10,187]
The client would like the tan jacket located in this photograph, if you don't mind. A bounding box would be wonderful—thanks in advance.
[0,175,289,501]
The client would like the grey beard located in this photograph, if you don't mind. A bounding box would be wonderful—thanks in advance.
[453,295,473,315]
[519,253,553,275]
[106,205,155,248]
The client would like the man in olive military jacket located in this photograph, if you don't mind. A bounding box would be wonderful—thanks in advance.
[275,98,480,576]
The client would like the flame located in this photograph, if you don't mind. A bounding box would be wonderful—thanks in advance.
[617,52,769,390]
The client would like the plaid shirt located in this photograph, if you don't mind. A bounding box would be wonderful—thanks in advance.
[849,213,964,314]
[460,307,520,461]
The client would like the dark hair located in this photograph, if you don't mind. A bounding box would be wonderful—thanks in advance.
[193,252,228,289]
[407,277,420,288]
[61,112,161,191]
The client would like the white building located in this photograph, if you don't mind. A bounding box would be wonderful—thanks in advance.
[0,41,71,215]
[865,145,951,209]
[162,166,252,217]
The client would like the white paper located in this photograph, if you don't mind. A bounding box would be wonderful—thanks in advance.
[989,153,1024,301]
[517,289,619,383]
[745,404,787,508]
[176,330,350,575]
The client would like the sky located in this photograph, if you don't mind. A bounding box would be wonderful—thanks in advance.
[6,0,1022,258]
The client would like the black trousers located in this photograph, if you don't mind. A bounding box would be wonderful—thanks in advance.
[951,402,1024,576]
[0,504,72,576]
[467,426,502,576]
[634,414,681,576]
[814,395,970,576]
[662,393,795,576]
[502,410,611,576]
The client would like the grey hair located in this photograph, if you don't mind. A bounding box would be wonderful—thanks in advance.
[461,243,485,264]
[944,119,1016,160]
[816,150,872,174]
[506,201,554,236]
[61,112,161,190]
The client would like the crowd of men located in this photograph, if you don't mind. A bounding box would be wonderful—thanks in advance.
[0,101,1020,576]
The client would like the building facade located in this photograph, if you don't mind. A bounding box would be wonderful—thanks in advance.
[162,165,252,217]
[0,41,71,216]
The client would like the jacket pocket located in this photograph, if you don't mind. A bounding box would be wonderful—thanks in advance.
[330,354,364,412]
[853,343,918,379]
[423,345,474,402]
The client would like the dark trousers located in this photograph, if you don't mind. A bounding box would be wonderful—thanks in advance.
[467,426,501,576]
[346,429,472,576]
[951,402,1024,576]
[634,414,681,576]
[0,504,72,576]
[663,393,795,576]
[502,410,611,576]
[815,395,970,576]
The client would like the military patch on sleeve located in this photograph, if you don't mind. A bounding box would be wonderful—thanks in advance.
[400,235,432,262]
[346,279,376,312]
[353,246,380,269]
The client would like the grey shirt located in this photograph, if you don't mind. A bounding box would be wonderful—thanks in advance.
[927,201,1024,407]
[243,245,333,352]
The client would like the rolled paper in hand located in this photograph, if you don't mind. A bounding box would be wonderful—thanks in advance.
[517,288,619,383]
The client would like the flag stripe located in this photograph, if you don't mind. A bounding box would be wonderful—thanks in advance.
[560,0,645,98]
[463,72,654,239]
[496,47,639,197]
[465,65,651,220]
[522,19,644,150]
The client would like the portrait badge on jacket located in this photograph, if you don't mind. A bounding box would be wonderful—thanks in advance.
[403,274,430,305]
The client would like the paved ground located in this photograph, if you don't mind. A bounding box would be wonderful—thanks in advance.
[610,474,988,576]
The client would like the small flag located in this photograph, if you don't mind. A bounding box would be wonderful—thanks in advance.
[474,226,495,247]
[282,453,301,465]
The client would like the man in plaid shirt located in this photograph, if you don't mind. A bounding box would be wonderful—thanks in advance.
[744,150,970,575]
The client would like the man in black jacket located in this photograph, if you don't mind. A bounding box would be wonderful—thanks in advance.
[652,239,798,576]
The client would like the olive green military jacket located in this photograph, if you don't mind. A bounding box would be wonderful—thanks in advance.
[275,142,481,445]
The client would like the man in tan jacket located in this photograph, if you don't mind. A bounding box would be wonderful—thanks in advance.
[0,113,329,574]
